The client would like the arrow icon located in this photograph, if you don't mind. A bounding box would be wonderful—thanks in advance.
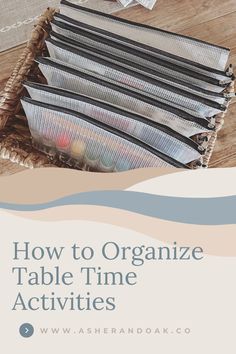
[19,323,34,338]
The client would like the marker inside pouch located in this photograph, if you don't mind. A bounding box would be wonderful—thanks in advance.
[24,82,204,165]
[84,145,100,170]
[21,97,188,170]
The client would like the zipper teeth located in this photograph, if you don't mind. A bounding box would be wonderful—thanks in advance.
[22,96,187,168]
[24,81,202,153]
[47,37,225,110]
[55,12,229,78]
[36,57,213,130]
[53,18,226,87]
[50,33,225,98]
[61,1,229,53]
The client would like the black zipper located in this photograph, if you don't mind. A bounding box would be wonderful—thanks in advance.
[36,57,214,131]
[50,32,226,99]
[55,11,230,77]
[24,81,203,154]
[52,17,229,88]
[46,37,226,112]
[22,96,188,169]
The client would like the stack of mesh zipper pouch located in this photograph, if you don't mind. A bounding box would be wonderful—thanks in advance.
[21,0,235,172]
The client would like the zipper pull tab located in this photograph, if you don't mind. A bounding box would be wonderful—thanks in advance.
[224,92,236,99]
[198,136,208,152]
[191,158,203,169]
[226,64,234,77]
[220,78,234,86]
[208,117,216,129]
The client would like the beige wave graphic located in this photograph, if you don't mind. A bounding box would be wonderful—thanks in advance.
[128,167,236,197]
[5,206,236,257]
[0,167,177,204]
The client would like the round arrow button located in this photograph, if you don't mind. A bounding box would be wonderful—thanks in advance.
[19,323,34,338]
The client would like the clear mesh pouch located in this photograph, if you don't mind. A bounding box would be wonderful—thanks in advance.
[46,38,227,118]
[24,82,203,165]
[51,20,232,93]
[21,98,187,170]
[59,1,230,72]
[50,31,230,99]
[37,57,214,138]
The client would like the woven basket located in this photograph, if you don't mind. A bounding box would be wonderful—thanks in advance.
[0,7,234,170]
[0,8,68,169]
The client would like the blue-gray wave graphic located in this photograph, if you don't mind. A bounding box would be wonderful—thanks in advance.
[0,191,236,225]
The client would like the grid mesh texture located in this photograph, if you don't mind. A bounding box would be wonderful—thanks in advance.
[49,33,228,99]
[46,40,226,118]
[38,59,212,138]
[21,99,173,171]
[60,2,230,71]
[51,22,227,94]
[25,83,201,164]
